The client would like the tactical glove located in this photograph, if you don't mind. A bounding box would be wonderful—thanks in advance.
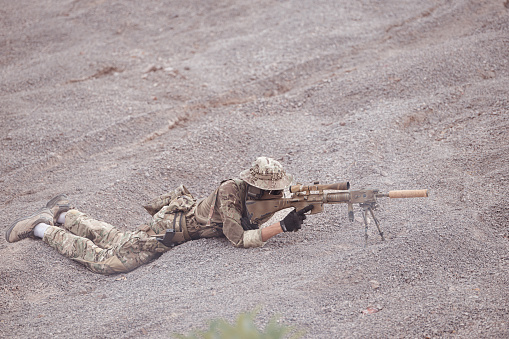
[280,205,313,232]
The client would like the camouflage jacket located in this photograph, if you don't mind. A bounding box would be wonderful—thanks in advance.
[143,179,270,248]
[188,179,267,248]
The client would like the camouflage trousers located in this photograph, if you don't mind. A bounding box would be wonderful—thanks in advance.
[42,209,170,275]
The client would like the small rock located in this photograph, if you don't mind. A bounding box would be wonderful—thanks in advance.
[144,64,163,73]
[362,306,379,315]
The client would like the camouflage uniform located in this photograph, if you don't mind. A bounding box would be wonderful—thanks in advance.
[41,180,273,275]
[43,212,164,274]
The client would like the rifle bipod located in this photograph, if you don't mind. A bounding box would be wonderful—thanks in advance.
[359,203,385,246]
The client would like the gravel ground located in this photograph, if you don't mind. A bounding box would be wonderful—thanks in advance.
[1,0,508,338]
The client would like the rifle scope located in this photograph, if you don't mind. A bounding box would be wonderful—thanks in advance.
[289,182,350,193]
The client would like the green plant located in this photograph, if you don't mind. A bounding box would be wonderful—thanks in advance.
[175,309,303,339]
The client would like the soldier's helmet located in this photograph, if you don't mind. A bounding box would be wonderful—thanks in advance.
[239,156,293,190]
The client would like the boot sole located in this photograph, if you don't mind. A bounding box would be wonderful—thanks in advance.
[46,194,68,209]
[46,194,70,223]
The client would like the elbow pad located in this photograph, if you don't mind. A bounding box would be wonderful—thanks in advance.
[242,229,264,248]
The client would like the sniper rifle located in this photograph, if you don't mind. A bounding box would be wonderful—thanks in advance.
[244,182,429,245]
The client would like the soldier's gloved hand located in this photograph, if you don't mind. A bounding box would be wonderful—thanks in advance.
[280,205,313,232]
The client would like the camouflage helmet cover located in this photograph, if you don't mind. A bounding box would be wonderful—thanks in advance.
[239,157,293,190]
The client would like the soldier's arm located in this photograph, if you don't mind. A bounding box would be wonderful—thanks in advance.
[217,182,288,247]
[261,222,284,242]
[217,183,265,248]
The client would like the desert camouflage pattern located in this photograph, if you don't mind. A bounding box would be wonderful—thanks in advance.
[191,179,268,247]
[239,156,293,190]
[43,210,170,274]
[142,184,193,216]
[146,202,194,244]
[42,179,271,274]
[192,179,246,245]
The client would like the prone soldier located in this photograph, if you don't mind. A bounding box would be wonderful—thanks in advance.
[5,157,308,274]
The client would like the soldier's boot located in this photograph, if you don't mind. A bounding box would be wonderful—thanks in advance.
[46,194,71,225]
[5,207,54,243]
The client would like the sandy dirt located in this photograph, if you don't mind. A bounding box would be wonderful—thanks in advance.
[1,0,508,338]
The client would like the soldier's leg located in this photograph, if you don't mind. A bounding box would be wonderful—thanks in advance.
[42,226,159,274]
[60,209,125,249]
